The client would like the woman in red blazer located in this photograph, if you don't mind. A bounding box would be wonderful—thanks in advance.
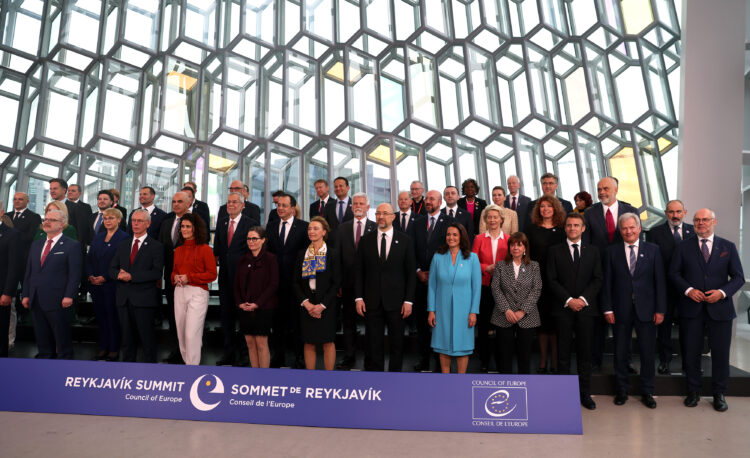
[471,204,509,372]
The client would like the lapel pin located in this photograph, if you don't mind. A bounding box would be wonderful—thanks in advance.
[640,254,644,257]
[395,240,399,244]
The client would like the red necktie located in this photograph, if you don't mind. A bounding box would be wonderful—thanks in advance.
[228,220,235,246]
[40,239,53,266]
[319,200,323,214]
[606,208,615,243]
[130,239,140,266]
[511,196,517,210]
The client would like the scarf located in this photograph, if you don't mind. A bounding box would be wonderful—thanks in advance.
[301,242,327,279]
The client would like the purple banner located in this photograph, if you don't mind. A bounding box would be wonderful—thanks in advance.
[0,358,582,434]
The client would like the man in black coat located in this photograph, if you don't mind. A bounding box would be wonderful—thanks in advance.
[9,192,41,327]
[181,186,211,240]
[323,176,353,232]
[409,180,427,216]
[0,206,21,357]
[309,179,331,218]
[127,186,168,239]
[110,209,164,363]
[63,183,93,244]
[217,180,262,224]
[393,191,418,233]
[443,185,474,241]
[547,212,603,410]
[356,203,416,372]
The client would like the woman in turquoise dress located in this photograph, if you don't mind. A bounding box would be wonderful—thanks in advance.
[427,222,482,373]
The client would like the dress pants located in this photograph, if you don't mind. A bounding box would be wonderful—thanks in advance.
[414,281,432,364]
[681,307,733,395]
[218,283,240,358]
[118,301,157,363]
[31,298,74,359]
[90,283,120,353]
[657,293,678,365]
[174,285,209,365]
[340,286,360,361]
[0,301,10,357]
[556,310,594,396]
[271,285,301,366]
[364,301,405,372]
[496,325,535,374]
[477,286,496,368]
[613,314,656,394]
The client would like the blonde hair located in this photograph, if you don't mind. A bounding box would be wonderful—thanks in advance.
[45,201,70,227]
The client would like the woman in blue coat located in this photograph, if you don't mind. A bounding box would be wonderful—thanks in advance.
[427,222,482,373]
[86,207,128,361]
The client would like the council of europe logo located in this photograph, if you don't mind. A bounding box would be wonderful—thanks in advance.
[189,374,225,411]
[472,387,528,421]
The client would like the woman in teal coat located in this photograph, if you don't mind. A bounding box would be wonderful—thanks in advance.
[427,222,482,373]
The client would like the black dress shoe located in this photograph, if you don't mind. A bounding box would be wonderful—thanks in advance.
[641,394,657,409]
[591,364,602,374]
[216,355,235,366]
[614,391,628,405]
[536,367,547,374]
[684,391,700,407]
[713,394,728,412]
[270,357,284,369]
[414,360,431,372]
[336,357,355,370]
[105,353,119,362]
[657,362,670,375]
[627,364,638,375]
[163,352,183,364]
[234,354,250,367]
[580,395,596,410]
[93,351,107,361]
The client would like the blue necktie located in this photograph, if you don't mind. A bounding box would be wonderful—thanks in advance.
[338,201,344,223]
[673,225,681,243]
[94,213,103,233]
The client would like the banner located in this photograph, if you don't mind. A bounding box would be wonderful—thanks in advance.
[0,358,582,434]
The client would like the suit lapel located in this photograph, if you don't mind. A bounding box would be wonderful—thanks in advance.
[706,238,722,266]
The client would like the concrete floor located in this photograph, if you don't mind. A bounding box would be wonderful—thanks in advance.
[1,396,749,457]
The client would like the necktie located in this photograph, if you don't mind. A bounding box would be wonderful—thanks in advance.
[14,211,20,222]
[338,201,344,223]
[701,239,710,263]
[172,217,181,245]
[427,216,435,239]
[227,220,235,246]
[380,233,387,263]
[572,243,580,264]
[40,239,53,266]
[629,245,636,276]
[94,213,103,233]
[130,239,140,266]
[355,220,362,250]
[673,225,681,243]
[318,200,323,214]
[401,213,407,230]
[605,208,615,243]
[511,196,517,210]
[449,209,454,218]
[280,221,287,246]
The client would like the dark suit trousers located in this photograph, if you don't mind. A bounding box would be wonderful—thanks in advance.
[414,281,432,363]
[496,325,535,374]
[613,315,656,394]
[340,286,357,360]
[31,298,73,359]
[218,282,240,358]
[657,293,678,365]
[0,303,9,357]
[364,301,405,372]
[118,301,156,363]
[556,310,594,395]
[591,315,608,367]
[90,284,120,353]
[163,284,180,352]
[271,285,301,365]
[478,286,496,368]
[681,307,732,394]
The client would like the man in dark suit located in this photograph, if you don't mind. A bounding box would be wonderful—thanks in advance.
[412,190,454,371]
[584,176,639,371]
[356,203,416,372]
[0,206,21,357]
[128,186,168,239]
[217,180,262,224]
[184,181,211,224]
[65,183,93,243]
[266,190,286,224]
[49,178,88,243]
[505,175,531,232]
[109,209,164,363]
[67,184,94,216]
[646,199,694,374]
[9,192,41,328]
[109,188,128,232]
[410,181,427,216]
[213,192,257,366]
[547,212,603,410]
[443,185,474,240]
[89,190,114,243]
[393,191,418,233]
[265,193,310,367]
[21,208,81,359]
[603,212,666,409]
[323,176,353,232]
[181,186,211,240]
[669,208,744,412]
[335,192,376,369]
[526,173,574,228]
[309,178,331,218]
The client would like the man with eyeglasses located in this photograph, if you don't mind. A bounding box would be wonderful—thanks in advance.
[217,180,261,224]
[410,181,427,216]
[0,204,21,357]
[21,209,82,359]
[670,208,744,412]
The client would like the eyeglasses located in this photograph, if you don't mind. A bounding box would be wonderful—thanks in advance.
[228,187,243,191]
[246,237,262,242]
[693,218,714,224]
[374,211,393,216]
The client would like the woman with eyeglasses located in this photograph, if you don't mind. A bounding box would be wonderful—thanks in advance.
[234,226,279,368]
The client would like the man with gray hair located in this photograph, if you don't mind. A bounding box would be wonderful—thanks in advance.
[602,212,666,409]
[410,181,427,216]
[0,204,21,357]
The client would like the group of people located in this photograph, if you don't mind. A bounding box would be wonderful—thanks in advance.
[0,173,743,414]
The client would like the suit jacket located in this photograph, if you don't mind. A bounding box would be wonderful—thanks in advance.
[217,201,262,226]
[158,214,184,282]
[127,206,168,240]
[526,197,574,229]
[393,210,418,234]
[411,212,454,271]
[669,236,744,321]
[9,208,41,260]
[265,217,310,280]
[62,199,88,243]
[490,260,542,328]
[335,218,377,287]
[89,211,109,243]
[504,194,531,232]
[456,197,486,236]
[293,247,342,309]
[411,198,427,216]
[267,208,279,224]
[602,241,667,322]
[355,229,416,311]
[22,235,82,311]
[442,206,474,241]
[109,235,164,308]
[0,224,21,296]
[192,199,211,230]
[114,205,128,231]
[309,198,330,219]
[86,229,129,282]
[583,201,639,251]
[546,241,603,316]
[213,214,255,286]
[646,222,695,270]
[323,198,353,232]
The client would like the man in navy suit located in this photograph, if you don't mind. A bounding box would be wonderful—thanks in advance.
[21,209,81,359]
[89,190,115,243]
[309,179,331,218]
[393,191,417,233]
[526,173,574,228]
[217,180,262,224]
[603,213,666,409]
[9,193,41,333]
[411,190,454,371]
[110,209,164,363]
[646,199,694,373]
[670,208,744,412]
[266,193,310,368]
[0,206,21,357]
[323,176,353,232]
[127,186,168,239]
[442,186,474,242]
[214,192,257,366]
[505,175,531,232]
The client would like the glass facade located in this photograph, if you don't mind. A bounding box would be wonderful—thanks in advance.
[0,0,681,227]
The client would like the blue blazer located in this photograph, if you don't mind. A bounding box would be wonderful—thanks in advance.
[669,236,744,321]
[22,235,82,311]
[86,229,130,283]
[602,241,667,322]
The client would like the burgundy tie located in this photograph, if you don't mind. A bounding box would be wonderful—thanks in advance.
[40,239,53,266]
[227,220,235,246]
[130,239,140,266]
[355,220,362,250]
[511,196,517,210]
[605,208,615,243]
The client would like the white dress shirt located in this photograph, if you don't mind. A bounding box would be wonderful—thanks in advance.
[279,216,294,244]
[40,233,63,261]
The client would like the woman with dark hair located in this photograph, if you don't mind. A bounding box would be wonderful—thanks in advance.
[427,222,482,373]
[171,213,217,365]
[573,191,593,214]
[457,178,487,236]
[234,226,278,368]
[490,232,542,374]
[293,216,341,370]
[524,194,566,373]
